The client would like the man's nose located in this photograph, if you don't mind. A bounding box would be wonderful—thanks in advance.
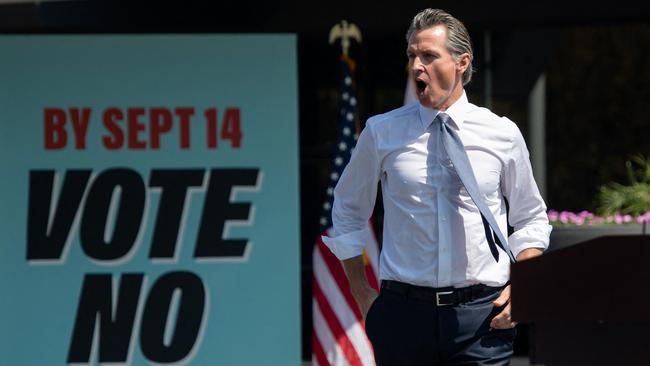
[410,57,424,71]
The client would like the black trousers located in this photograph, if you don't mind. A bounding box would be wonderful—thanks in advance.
[365,283,515,366]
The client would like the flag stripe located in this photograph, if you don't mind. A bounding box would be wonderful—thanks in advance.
[312,330,330,366]
[313,274,364,365]
[364,264,379,292]
[316,239,363,320]
[313,299,347,366]
[366,222,380,275]
[364,224,380,291]
[313,248,375,364]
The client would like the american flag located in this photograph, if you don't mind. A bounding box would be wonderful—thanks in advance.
[312,55,380,366]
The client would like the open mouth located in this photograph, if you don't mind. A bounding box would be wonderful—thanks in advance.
[415,80,427,93]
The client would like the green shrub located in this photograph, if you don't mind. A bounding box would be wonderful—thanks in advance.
[597,155,650,216]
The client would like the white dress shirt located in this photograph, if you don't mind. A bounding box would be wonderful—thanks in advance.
[322,92,551,288]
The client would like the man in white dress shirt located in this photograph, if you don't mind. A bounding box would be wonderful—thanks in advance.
[322,8,552,366]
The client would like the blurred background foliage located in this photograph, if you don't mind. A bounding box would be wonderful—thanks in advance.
[597,154,650,216]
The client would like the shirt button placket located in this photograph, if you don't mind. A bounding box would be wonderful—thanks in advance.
[436,190,451,287]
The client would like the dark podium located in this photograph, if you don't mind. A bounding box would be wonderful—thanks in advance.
[510,235,650,366]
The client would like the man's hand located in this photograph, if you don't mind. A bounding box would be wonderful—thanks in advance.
[490,247,544,329]
[341,255,378,321]
[350,284,379,322]
[490,284,515,329]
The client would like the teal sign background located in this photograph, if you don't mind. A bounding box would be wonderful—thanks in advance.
[0,35,300,365]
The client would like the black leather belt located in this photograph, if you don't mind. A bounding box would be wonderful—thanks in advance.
[380,280,501,306]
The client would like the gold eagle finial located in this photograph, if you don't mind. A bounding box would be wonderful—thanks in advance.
[329,20,362,56]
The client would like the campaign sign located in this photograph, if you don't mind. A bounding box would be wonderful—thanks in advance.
[0,35,300,365]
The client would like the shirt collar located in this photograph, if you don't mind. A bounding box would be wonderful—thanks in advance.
[418,91,469,131]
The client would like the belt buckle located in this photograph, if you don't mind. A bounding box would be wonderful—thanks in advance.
[436,291,454,306]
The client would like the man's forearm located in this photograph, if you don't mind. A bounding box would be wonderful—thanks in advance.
[516,247,543,261]
[342,255,371,293]
[341,255,377,319]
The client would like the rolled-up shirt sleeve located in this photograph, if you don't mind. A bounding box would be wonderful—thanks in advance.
[502,122,552,258]
[321,121,381,260]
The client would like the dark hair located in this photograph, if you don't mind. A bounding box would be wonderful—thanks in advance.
[406,8,474,85]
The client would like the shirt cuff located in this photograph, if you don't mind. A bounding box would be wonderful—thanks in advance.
[507,224,552,258]
[321,226,372,260]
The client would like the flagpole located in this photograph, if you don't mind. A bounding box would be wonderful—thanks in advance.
[312,20,378,366]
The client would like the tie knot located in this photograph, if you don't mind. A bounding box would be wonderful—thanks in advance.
[435,112,452,128]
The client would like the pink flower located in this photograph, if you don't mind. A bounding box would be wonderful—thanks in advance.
[559,211,570,224]
[636,212,650,223]
[548,210,649,225]
[614,214,624,224]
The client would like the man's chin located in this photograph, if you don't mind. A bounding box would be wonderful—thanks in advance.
[419,93,452,111]
[418,97,436,109]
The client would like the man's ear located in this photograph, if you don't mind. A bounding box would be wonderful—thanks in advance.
[457,53,471,74]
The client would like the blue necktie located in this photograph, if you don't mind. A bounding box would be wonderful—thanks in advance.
[436,112,516,263]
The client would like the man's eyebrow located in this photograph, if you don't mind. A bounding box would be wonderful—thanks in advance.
[408,47,439,54]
